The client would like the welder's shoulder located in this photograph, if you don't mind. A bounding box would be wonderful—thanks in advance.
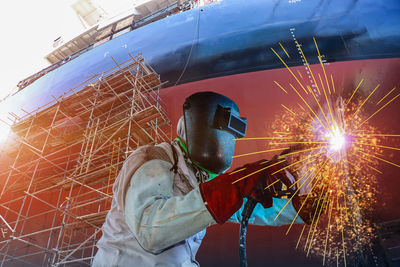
[124,142,173,168]
[111,143,174,210]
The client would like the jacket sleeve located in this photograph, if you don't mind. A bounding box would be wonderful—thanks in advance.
[228,198,304,226]
[124,159,215,254]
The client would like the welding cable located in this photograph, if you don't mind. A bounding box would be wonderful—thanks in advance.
[239,198,257,267]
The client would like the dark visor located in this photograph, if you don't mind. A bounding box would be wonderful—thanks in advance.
[214,105,247,138]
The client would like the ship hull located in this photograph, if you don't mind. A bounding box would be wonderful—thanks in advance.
[1,0,400,266]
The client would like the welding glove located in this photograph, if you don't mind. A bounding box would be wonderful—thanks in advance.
[199,159,295,224]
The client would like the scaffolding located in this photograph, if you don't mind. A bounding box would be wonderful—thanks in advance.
[0,54,172,266]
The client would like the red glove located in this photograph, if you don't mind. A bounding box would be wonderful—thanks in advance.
[199,159,289,224]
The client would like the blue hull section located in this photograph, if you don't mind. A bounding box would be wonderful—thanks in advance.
[1,0,400,120]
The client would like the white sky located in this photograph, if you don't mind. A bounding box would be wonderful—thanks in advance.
[0,0,135,142]
[0,0,85,99]
[0,0,134,100]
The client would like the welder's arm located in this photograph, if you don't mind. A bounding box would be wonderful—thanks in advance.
[229,198,304,226]
[199,160,274,224]
[124,159,215,254]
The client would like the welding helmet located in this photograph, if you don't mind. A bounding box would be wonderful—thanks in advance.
[183,91,247,174]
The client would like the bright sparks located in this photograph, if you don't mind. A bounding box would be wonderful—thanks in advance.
[327,126,346,152]
[235,37,400,266]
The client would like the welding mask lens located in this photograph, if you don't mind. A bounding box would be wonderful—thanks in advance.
[214,105,247,138]
[228,115,247,138]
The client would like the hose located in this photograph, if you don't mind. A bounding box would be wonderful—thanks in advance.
[239,198,257,267]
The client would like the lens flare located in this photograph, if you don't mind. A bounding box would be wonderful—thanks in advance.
[0,123,10,143]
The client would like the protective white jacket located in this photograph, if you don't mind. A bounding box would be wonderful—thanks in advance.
[92,142,302,267]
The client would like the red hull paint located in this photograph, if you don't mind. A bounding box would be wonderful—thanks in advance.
[159,58,400,266]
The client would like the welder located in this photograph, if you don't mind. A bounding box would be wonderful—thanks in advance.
[92,91,311,266]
